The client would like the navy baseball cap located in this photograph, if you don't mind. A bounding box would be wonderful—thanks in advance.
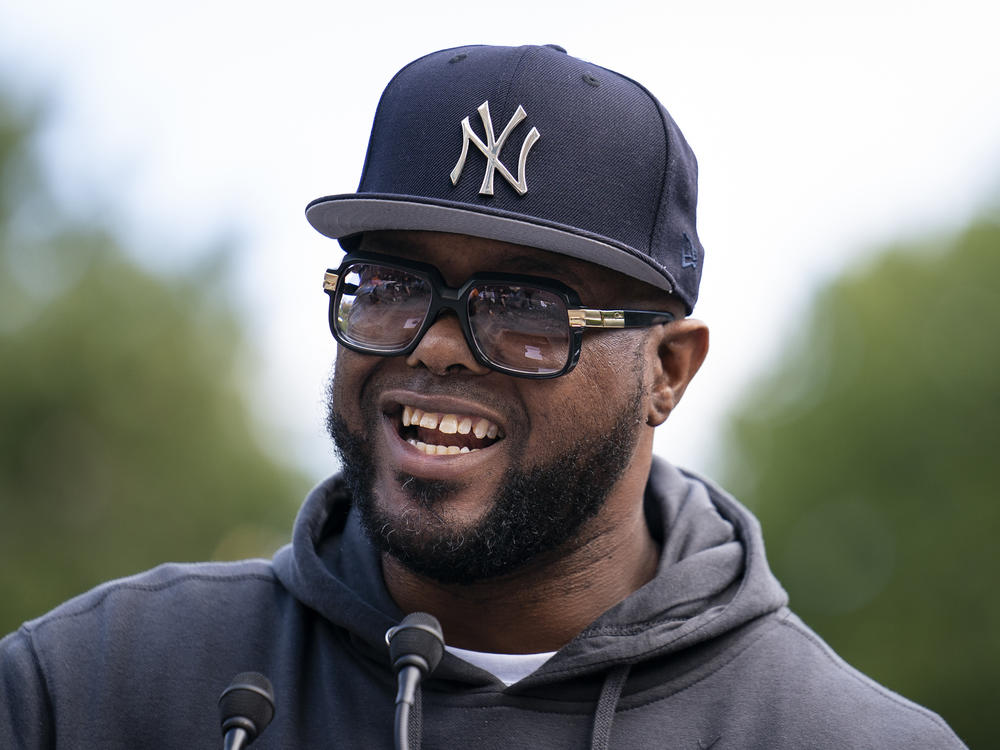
[306,44,704,313]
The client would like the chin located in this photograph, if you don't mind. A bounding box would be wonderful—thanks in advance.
[376,470,493,531]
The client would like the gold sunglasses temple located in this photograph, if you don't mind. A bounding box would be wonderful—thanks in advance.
[567,309,626,329]
[323,271,339,292]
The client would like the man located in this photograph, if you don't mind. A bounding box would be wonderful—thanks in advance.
[0,44,965,748]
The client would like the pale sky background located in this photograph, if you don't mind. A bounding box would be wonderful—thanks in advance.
[1,0,998,480]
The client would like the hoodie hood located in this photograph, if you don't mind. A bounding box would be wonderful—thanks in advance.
[273,457,788,688]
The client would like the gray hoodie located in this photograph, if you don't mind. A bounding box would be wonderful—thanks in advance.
[0,459,965,748]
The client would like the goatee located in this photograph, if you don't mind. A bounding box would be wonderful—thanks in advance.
[325,380,643,585]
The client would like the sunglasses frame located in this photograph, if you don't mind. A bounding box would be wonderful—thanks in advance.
[322,251,675,379]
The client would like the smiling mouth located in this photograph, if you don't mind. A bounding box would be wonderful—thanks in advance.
[396,404,505,456]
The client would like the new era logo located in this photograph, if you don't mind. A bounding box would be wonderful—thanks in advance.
[682,233,699,269]
[450,101,540,196]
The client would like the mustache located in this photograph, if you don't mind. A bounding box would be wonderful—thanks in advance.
[337,367,529,423]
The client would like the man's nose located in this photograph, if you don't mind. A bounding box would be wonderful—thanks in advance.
[405,312,491,376]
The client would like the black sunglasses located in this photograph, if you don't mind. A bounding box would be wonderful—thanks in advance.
[322,252,675,378]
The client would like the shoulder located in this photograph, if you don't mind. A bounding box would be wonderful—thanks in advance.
[0,559,304,748]
[744,611,966,748]
[22,559,282,635]
[11,558,294,676]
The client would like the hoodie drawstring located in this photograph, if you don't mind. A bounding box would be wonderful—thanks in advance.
[589,664,631,750]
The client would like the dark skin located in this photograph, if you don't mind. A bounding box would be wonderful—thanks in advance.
[330,230,709,653]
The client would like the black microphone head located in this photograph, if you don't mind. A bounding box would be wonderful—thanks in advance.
[219,672,275,741]
[386,612,445,675]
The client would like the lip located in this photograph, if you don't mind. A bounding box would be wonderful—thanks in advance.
[378,388,508,480]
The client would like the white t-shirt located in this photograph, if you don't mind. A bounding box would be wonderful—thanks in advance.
[445,645,556,686]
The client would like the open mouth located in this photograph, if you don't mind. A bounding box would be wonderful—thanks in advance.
[396,404,505,456]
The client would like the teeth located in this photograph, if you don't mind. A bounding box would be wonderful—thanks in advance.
[400,406,503,441]
[408,439,478,456]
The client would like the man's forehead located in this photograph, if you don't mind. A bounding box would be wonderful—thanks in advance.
[357,229,630,297]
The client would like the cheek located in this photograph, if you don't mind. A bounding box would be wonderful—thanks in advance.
[331,348,376,426]
[572,335,650,413]
[524,350,637,434]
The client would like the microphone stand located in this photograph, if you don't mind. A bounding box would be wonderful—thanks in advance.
[386,613,445,750]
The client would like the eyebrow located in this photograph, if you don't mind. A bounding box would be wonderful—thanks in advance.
[362,233,588,289]
[361,233,418,256]
[499,255,581,283]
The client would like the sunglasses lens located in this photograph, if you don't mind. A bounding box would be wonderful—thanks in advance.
[335,262,432,352]
[468,284,571,375]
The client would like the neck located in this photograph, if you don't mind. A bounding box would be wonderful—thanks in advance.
[382,448,659,653]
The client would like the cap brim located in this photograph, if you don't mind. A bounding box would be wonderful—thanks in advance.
[305,194,677,295]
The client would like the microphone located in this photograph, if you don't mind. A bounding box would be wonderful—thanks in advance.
[385,612,445,750]
[218,672,275,750]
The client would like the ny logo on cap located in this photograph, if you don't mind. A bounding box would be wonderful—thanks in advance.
[450,101,540,196]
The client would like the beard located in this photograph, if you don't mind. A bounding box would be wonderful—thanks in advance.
[325,378,644,586]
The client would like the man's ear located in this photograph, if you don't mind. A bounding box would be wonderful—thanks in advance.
[645,319,709,427]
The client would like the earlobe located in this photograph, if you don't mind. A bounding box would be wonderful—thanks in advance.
[646,320,709,427]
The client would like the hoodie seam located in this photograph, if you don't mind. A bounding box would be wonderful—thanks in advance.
[26,570,280,633]
[19,627,57,746]
[583,616,689,637]
[775,619,964,744]
[585,612,708,638]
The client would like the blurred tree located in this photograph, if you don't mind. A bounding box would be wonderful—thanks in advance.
[718,209,999,748]
[0,88,311,635]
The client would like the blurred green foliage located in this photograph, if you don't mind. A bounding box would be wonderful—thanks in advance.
[0,88,311,636]
[719,210,1000,748]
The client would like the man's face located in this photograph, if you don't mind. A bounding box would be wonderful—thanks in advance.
[326,231,661,584]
